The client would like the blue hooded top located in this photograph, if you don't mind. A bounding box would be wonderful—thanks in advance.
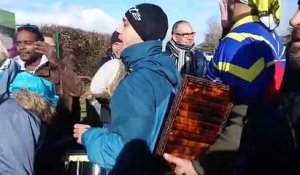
[82,40,181,170]
[0,60,59,175]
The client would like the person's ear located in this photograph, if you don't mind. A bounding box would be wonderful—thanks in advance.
[172,35,178,42]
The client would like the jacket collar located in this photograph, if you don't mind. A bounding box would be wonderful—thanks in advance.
[14,55,49,74]
[231,15,260,30]
[121,40,162,70]
[13,56,59,84]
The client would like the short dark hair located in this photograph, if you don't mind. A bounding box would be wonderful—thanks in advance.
[16,24,44,42]
[171,20,189,34]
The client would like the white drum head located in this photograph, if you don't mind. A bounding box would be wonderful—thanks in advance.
[90,59,125,99]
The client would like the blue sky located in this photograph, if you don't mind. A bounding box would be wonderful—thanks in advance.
[0,0,297,43]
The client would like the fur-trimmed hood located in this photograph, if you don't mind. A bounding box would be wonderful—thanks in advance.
[13,90,56,123]
[0,59,59,123]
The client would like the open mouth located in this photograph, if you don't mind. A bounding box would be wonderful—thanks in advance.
[292,28,300,42]
[290,42,300,59]
[20,52,30,58]
[292,41,300,49]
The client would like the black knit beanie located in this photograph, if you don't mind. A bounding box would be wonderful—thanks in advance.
[125,3,168,41]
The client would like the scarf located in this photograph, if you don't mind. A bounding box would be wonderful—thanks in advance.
[167,39,195,75]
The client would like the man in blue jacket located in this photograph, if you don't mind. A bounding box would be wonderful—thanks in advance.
[73,3,181,174]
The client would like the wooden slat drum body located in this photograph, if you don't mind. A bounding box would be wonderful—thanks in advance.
[155,76,233,160]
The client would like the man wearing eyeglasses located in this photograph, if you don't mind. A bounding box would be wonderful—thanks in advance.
[165,20,207,77]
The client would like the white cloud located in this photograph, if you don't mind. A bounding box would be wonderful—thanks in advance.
[13,2,119,34]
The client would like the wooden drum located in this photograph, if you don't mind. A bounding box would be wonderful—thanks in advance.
[155,75,233,160]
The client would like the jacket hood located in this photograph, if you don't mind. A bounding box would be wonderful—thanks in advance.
[121,40,180,89]
[13,90,56,123]
[0,59,59,106]
[0,59,19,101]
[0,59,58,123]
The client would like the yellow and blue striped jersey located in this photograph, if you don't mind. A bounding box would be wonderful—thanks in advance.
[207,15,285,104]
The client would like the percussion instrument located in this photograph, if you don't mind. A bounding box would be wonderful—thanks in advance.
[90,59,126,99]
[155,75,233,160]
[65,151,104,175]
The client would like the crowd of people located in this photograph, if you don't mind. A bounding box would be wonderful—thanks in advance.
[0,0,300,174]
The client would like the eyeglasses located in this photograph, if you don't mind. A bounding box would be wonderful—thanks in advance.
[174,32,196,38]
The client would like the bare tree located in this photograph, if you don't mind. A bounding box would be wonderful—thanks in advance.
[198,16,222,52]
[207,17,222,46]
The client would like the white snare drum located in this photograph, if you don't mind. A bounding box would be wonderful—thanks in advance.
[90,59,126,99]
[65,151,104,175]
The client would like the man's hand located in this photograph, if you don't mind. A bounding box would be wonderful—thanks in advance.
[73,124,91,144]
[34,41,57,63]
[219,0,229,29]
[163,153,198,175]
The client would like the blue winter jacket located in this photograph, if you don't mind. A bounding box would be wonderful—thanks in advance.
[82,40,181,170]
[0,60,42,175]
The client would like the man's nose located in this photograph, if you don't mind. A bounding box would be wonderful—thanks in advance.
[290,10,300,27]
[18,43,26,50]
[186,36,194,40]
[117,46,122,51]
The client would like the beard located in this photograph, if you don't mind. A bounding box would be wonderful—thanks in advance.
[288,25,300,69]
[20,52,43,65]
[280,45,300,93]
[279,27,300,93]
[288,42,300,70]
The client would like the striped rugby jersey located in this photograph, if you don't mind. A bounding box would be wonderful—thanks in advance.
[207,15,285,104]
